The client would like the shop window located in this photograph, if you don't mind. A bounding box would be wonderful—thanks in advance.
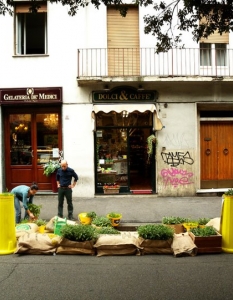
[15,2,47,55]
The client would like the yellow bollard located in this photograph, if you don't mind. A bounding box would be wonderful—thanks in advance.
[0,193,17,255]
[220,195,233,253]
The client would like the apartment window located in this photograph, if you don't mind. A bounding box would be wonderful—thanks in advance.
[200,43,227,66]
[15,2,47,55]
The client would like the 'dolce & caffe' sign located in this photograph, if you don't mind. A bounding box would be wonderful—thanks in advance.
[92,86,158,103]
[0,87,62,104]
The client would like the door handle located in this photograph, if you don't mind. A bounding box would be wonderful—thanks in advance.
[205,149,211,156]
[223,148,229,155]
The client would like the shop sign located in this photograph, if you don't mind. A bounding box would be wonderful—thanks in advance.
[92,86,158,103]
[0,87,62,104]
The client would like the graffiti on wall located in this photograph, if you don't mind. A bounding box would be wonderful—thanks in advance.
[161,151,194,167]
[161,168,194,188]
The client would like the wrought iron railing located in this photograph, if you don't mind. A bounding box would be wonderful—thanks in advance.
[77,47,233,78]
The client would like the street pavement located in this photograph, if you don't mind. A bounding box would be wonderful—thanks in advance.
[35,194,223,224]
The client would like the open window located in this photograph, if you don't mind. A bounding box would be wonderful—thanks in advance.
[15,2,47,55]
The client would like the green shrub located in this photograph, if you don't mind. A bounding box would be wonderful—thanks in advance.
[107,212,122,218]
[86,211,97,219]
[137,224,174,240]
[162,216,189,225]
[92,216,112,227]
[60,224,97,241]
[198,218,211,225]
[28,203,42,218]
[224,189,233,196]
[190,226,218,237]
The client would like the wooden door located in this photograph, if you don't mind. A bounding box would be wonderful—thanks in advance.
[200,121,233,188]
[4,107,61,192]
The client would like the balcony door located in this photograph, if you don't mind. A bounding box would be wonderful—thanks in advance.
[4,107,61,192]
[107,6,140,76]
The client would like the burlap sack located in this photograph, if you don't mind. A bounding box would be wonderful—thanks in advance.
[16,223,38,238]
[94,232,141,256]
[172,232,197,257]
[206,217,220,232]
[56,238,96,255]
[15,232,61,254]
[138,237,173,255]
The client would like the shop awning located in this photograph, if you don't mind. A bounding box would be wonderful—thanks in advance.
[92,104,156,114]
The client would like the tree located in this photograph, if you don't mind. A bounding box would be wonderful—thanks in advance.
[1,0,233,52]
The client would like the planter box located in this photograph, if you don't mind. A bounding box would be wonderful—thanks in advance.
[103,188,120,194]
[165,224,185,234]
[189,232,222,254]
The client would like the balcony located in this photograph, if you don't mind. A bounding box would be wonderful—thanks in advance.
[77,47,233,86]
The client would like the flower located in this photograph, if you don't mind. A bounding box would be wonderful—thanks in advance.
[103,184,120,189]
[43,160,60,177]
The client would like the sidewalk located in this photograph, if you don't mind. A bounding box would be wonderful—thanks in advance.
[35,194,223,224]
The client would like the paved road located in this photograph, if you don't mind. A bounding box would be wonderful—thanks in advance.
[35,195,223,223]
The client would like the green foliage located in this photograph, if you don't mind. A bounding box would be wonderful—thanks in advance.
[224,189,233,196]
[34,219,47,226]
[86,211,97,219]
[162,216,189,225]
[107,212,122,218]
[198,218,211,225]
[95,227,121,235]
[43,160,60,177]
[92,216,112,227]
[137,224,174,240]
[60,224,97,242]
[28,203,42,218]
[190,226,218,237]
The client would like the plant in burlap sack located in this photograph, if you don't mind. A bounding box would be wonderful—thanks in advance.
[60,224,97,242]
[137,224,174,240]
[162,216,189,225]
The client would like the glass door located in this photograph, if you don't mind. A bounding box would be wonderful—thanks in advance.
[5,109,61,192]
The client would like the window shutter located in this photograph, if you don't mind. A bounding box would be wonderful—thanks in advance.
[15,2,47,13]
[199,15,229,43]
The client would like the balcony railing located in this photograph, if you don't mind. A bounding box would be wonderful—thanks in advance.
[77,47,233,78]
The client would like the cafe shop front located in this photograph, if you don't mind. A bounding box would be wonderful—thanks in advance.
[92,86,162,195]
[0,87,62,192]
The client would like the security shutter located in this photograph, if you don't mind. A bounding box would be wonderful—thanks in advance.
[107,6,139,76]
[15,2,47,13]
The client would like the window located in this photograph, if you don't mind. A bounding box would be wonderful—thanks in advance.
[200,43,227,67]
[15,2,47,55]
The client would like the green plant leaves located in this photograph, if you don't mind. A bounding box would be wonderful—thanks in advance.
[137,224,174,240]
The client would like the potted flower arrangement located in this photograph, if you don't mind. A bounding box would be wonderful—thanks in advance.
[189,226,222,254]
[107,212,122,227]
[78,211,97,225]
[103,183,120,194]
[137,224,174,255]
[43,160,60,193]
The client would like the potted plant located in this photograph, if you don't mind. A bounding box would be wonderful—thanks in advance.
[189,226,222,254]
[103,184,120,194]
[182,219,199,232]
[106,212,122,227]
[28,203,42,220]
[57,224,97,255]
[92,216,112,228]
[78,211,97,225]
[162,216,189,233]
[137,224,174,254]
[43,160,60,193]
[198,217,211,228]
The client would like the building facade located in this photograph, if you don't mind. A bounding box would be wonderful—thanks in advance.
[0,1,233,197]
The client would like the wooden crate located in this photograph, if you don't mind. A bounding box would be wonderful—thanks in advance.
[189,232,222,254]
[103,188,120,194]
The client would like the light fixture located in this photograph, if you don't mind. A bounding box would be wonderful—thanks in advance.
[138,85,144,91]
[164,103,168,108]
[104,85,110,91]
[44,114,59,129]
[122,110,129,118]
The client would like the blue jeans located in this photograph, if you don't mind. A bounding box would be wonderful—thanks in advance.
[14,196,32,224]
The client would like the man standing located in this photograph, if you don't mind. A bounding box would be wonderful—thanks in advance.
[56,160,78,220]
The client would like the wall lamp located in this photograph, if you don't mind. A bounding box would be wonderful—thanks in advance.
[104,85,110,91]
[138,85,144,91]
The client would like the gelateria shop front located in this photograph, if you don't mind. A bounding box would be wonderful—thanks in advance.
[92,86,162,195]
[0,87,62,192]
